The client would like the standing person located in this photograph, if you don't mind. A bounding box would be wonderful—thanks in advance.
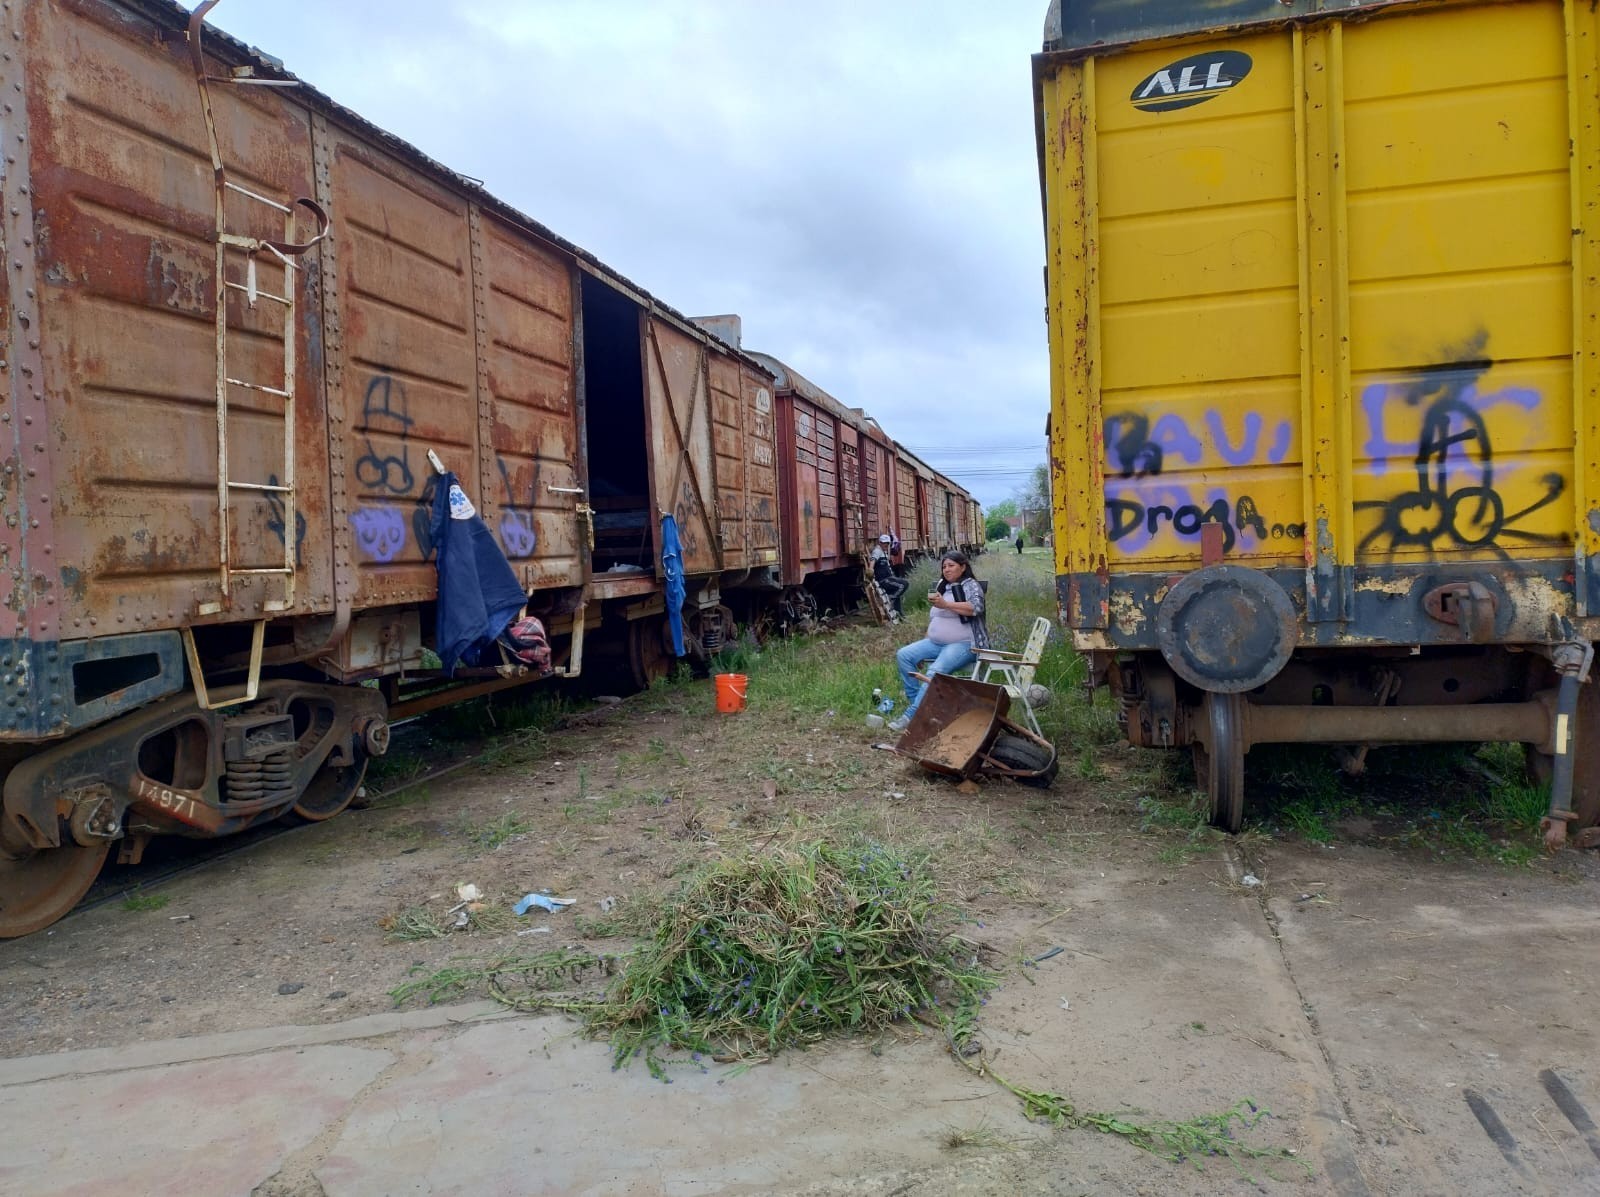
[888,551,989,732]
[870,533,908,616]
[1015,531,1025,554]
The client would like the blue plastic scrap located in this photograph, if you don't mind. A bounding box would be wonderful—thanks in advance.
[514,892,576,916]
[661,514,687,657]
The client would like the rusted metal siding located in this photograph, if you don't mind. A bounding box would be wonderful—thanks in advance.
[475,211,584,592]
[929,480,951,548]
[324,127,476,607]
[1045,0,1425,54]
[861,432,896,543]
[644,316,720,576]
[893,452,922,553]
[320,138,587,603]
[839,427,863,555]
[31,0,333,636]
[740,368,779,566]
[707,354,779,571]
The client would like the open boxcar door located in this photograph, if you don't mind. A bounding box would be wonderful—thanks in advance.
[643,316,722,577]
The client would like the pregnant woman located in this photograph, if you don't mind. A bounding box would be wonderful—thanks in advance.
[888,551,990,733]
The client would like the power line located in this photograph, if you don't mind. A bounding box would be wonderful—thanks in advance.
[903,445,1041,453]
[929,467,1041,477]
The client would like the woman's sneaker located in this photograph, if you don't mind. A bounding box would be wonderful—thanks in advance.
[887,715,911,733]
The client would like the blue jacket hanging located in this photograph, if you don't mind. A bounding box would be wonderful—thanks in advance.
[430,472,528,676]
[661,514,687,657]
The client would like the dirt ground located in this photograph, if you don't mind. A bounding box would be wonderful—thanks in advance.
[3,672,1599,1195]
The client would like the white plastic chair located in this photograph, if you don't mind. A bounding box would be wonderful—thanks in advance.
[972,616,1052,737]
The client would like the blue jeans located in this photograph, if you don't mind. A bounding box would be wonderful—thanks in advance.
[895,637,976,720]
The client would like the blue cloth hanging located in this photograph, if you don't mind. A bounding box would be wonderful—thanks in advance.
[430,472,527,676]
[661,514,687,657]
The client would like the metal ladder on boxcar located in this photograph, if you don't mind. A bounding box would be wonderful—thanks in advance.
[186,1,328,706]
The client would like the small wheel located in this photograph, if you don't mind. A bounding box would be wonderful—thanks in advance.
[287,755,369,823]
[0,840,112,938]
[627,616,674,690]
[1202,692,1246,833]
[988,733,1059,787]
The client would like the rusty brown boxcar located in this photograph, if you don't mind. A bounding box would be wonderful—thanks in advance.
[0,0,972,937]
[0,0,803,936]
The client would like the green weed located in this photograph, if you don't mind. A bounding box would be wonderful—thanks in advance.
[382,905,447,941]
[120,891,170,913]
[573,892,666,939]
[464,811,533,850]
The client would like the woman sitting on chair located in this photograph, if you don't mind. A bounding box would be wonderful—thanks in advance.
[888,551,989,732]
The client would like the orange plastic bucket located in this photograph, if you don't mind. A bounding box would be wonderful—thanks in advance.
[714,673,748,713]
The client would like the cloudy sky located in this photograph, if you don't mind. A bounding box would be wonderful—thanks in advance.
[210,0,1053,509]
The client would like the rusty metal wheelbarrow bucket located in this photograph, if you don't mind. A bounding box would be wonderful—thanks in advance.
[894,674,1057,782]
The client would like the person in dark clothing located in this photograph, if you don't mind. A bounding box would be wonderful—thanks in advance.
[870,533,908,616]
[1015,532,1025,554]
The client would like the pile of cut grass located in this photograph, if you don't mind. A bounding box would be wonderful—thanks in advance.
[391,835,1302,1176]
[593,838,995,1073]
[394,837,996,1077]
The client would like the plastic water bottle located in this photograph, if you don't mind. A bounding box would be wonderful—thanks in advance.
[875,689,895,715]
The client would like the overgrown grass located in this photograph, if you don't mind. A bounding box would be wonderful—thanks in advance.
[367,689,572,791]
[381,899,518,941]
[695,549,1105,753]
[1242,741,1551,865]
[462,811,533,850]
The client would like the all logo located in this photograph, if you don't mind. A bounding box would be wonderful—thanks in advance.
[1130,50,1252,114]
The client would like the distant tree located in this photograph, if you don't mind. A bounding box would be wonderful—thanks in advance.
[985,515,1011,541]
[987,498,1018,521]
[1012,465,1051,542]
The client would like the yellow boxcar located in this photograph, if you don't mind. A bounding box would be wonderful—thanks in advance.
[1035,0,1600,836]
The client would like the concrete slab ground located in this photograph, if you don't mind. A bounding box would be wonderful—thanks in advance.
[4,844,1597,1196]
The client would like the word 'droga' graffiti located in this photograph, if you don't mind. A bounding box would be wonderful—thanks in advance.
[1107,490,1304,553]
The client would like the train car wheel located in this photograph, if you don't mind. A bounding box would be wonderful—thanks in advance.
[1197,692,1246,833]
[627,617,673,690]
[287,756,370,823]
[0,840,112,938]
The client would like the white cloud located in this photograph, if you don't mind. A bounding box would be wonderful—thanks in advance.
[208,0,1053,505]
